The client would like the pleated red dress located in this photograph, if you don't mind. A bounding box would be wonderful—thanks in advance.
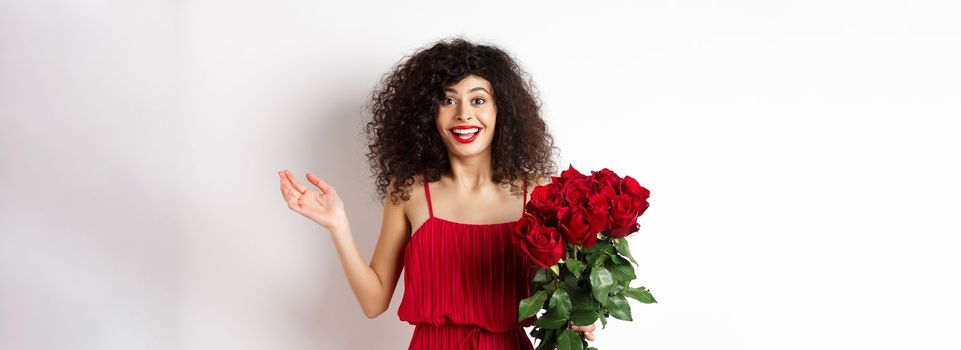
[397,172,537,350]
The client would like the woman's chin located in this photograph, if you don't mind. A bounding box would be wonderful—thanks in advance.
[446,141,492,158]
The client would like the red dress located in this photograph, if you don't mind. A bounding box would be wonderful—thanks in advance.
[397,172,537,349]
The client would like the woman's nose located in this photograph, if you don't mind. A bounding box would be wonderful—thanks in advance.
[457,102,473,120]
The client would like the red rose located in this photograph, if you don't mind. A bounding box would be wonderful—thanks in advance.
[586,193,611,235]
[513,213,566,268]
[526,182,563,226]
[607,194,642,238]
[529,166,650,240]
[562,177,592,206]
[591,179,617,202]
[619,176,651,210]
[590,169,619,201]
[553,164,588,186]
[557,205,599,248]
[591,168,621,189]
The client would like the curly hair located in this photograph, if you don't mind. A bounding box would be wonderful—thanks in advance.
[364,37,558,205]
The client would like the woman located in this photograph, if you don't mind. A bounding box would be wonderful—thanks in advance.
[278,37,598,349]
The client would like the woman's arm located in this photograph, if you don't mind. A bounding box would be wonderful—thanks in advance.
[280,170,409,318]
[328,180,409,318]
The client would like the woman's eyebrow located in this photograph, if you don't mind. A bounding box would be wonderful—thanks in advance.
[444,87,491,95]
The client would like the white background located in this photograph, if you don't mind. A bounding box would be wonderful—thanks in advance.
[2,0,960,349]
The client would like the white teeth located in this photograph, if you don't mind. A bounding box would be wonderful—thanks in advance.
[451,128,479,134]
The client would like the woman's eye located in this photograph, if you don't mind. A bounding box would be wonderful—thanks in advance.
[440,97,485,105]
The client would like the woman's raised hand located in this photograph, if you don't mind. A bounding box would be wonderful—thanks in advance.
[278,169,348,231]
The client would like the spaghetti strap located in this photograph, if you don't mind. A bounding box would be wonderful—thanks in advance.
[522,176,528,214]
[422,171,433,218]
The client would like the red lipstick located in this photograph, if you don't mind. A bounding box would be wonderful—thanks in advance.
[449,125,482,144]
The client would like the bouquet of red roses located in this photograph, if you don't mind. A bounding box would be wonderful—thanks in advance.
[513,165,656,350]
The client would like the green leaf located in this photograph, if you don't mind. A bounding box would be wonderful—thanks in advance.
[543,281,557,293]
[536,309,568,329]
[533,268,551,283]
[549,287,573,319]
[580,241,603,254]
[570,309,598,326]
[579,239,610,254]
[606,260,636,281]
[597,311,607,328]
[563,274,579,291]
[613,238,639,266]
[609,253,625,265]
[556,328,584,350]
[625,286,658,304]
[590,253,609,267]
[519,290,549,321]
[550,264,560,276]
[584,253,597,267]
[611,282,625,296]
[607,293,633,321]
[587,348,599,350]
[589,266,614,306]
[566,259,586,277]
[570,288,593,311]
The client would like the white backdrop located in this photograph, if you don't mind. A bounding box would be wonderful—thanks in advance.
[2,0,960,349]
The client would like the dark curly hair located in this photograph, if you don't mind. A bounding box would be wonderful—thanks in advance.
[364,37,558,205]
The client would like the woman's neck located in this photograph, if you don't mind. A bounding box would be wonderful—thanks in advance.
[446,151,493,193]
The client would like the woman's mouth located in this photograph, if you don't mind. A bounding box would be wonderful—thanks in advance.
[449,126,481,144]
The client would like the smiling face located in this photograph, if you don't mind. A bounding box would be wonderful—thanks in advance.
[435,74,497,158]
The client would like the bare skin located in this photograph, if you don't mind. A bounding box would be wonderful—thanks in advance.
[278,74,597,341]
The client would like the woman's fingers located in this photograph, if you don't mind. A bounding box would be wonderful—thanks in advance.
[279,171,291,197]
[306,172,334,195]
[278,172,297,198]
[283,184,301,210]
[279,171,301,209]
[570,322,597,341]
[570,322,595,331]
[570,325,591,332]
[282,170,308,194]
